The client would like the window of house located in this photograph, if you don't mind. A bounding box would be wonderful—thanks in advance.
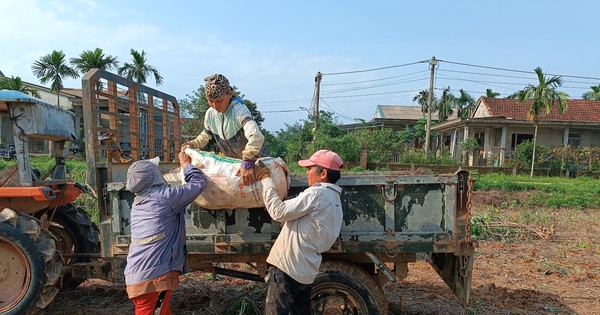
[28,139,46,153]
[568,133,580,147]
[511,133,533,149]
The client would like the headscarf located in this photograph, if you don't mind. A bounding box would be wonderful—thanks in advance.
[126,157,166,195]
[204,74,232,100]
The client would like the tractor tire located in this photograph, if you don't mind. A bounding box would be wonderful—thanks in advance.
[311,261,388,315]
[47,204,100,289]
[0,208,62,315]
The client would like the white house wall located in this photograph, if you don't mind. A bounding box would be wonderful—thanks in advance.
[472,103,490,117]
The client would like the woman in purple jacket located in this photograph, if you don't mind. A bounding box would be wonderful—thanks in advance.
[124,149,207,315]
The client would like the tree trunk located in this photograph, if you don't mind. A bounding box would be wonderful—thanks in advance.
[530,123,538,178]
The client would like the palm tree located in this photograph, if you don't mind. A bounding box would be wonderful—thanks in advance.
[117,49,163,85]
[70,48,119,75]
[456,89,475,118]
[485,88,501,98]
[437,86,455,122]
[0,76,41,98]
[509,67,569,178]
[412,90,435,115]
[581,84,600,100]
[31,50,79,106]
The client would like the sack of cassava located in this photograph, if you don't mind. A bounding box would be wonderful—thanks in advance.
[163,149,289,210]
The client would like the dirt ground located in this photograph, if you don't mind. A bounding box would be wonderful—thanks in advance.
[46,190,600,315]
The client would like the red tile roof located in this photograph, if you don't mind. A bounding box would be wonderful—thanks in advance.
[480,97,600,122]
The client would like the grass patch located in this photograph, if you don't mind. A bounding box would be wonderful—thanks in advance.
[476,173,600,209]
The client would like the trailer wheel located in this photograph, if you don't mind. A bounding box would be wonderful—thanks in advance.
[47,204,100,289]
[0,209,62,315]
[312,261,388,315]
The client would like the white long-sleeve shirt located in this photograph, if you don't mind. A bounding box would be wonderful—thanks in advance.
[262,179,343,284]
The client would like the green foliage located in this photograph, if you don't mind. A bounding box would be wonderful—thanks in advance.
[460,138,479,164]
[70,48,119,75]
[515,140,548,168]
[117,49,163,85]
[581,83,600,100]
[0,76,41,97]
[31,50,79,105]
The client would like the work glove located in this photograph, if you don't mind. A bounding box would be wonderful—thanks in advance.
[253,162,271,182]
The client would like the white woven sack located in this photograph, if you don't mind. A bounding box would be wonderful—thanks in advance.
[163,149,289,210]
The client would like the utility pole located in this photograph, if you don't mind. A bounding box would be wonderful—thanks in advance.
[424,56,437,160]
[313,72,322,143]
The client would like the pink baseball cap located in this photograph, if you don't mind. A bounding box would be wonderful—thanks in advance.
[298,150,344,171]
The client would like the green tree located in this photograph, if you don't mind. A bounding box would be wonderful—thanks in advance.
[0,76,41,98]
[581,83,600,100]
[31,50,79,106]
[117,49,163,85]
[70,48,119,75]
[485,88,501,98]
[437,86,455,122]
[456,89,475,118]
[509,67,569,178]
[412,90,434,115]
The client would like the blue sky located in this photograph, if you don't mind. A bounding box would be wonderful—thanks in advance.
[1,0,599,132]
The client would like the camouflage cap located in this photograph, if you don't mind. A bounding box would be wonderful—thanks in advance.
[204,74,232,100]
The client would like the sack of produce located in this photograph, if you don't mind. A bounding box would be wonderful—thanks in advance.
[163,149,289,209]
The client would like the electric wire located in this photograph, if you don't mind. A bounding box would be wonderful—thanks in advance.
[438,59,600,80]
[321,60,428,76]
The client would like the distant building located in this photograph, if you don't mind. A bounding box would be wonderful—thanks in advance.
[339,104,456,132]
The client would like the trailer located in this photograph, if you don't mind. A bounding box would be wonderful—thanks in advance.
[75,69,476,314]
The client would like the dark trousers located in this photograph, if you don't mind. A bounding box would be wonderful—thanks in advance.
[265,267,312,315]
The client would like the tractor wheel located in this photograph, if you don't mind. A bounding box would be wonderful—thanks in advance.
[311,261,388,315]
[0,208,62,315]
[47,204,100,289]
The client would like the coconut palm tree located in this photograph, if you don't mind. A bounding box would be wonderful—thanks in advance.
[581,84,600,100]
[456,89,475,118]
[485,88,501,98]
[31,50,79,106]
[70,48,119,75]
[437,86,455,122]
[0,76,41,98]
[117,49,163,85]
[509,67,569,178]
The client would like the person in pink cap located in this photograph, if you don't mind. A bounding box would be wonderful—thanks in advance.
[257,149,344,314]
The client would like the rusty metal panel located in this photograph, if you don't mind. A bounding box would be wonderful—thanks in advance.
[82,69,180,191]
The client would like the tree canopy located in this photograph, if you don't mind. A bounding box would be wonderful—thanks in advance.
[70,48,119,75]
[118,49,163,85]
[0,76,41,98]
[31,50,79,106]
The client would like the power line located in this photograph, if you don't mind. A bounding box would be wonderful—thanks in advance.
[321,76,429,95]
[438,68,599,85]
[321,70,430,86]
[322,60,428,76]
[321,89,418,99]
[260,109,305,113]
[438,59,600,80]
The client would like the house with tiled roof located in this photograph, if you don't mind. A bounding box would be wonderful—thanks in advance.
[432,97,600,166]
[340,105,457,132]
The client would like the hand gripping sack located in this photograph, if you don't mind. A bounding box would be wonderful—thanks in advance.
[163,149,290,209]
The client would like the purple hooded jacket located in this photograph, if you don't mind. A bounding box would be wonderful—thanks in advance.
[124,160,207,286]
